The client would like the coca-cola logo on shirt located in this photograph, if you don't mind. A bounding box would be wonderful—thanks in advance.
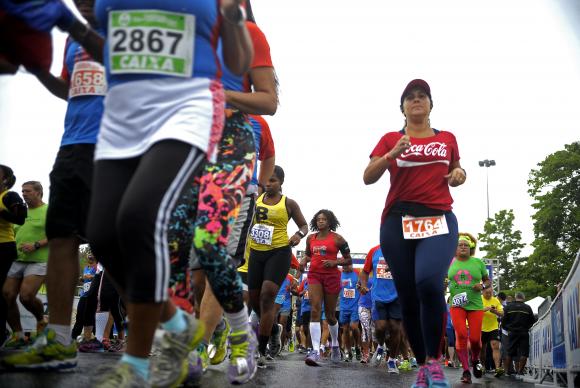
[400,142,448,159]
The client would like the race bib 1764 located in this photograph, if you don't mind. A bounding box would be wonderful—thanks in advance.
[108,10,194,77]
[402,214,449,240]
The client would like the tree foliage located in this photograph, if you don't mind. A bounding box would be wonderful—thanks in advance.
[478,209,525,290]
[524,142,580,296]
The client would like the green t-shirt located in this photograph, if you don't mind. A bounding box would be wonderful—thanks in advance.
[447,256,487,311]
[15,204,48,263]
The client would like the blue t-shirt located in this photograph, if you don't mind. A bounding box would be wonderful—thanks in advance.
[300,275,310,313]
[276,276,291,305]
[359,277,373,308]
[340,271,359,311]
[95,0,221,88]
[60,40,104,146]
[368,248,398,303]
[80,265,97,297]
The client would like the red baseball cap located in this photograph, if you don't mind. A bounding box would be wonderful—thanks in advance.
[400,79,431,106]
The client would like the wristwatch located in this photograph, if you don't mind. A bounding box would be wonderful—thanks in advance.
[34,241,41,250]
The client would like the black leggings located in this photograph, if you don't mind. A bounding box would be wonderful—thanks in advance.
[248,246,292,290]
[0,242,17,343]
[380,212,458,364]
[87,141,205,303]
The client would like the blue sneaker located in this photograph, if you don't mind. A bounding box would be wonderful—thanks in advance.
[371,347,384,367]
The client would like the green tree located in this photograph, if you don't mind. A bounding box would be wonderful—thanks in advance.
[525,142,580,296]
[478,209,525,290]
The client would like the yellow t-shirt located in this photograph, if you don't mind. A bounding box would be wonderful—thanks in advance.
[0,190,15,243]
[481,295,503,332]
[248,194,289,252]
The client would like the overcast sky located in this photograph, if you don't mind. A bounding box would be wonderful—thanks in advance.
[1,0,579,258]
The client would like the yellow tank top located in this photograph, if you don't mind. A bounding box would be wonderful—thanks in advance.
[249,194,289,251]
[0,190,16,243]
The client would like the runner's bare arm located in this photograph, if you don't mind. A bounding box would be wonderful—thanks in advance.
[257,156,275,193]
[364,135,411,184]
[225,67,278,115]
[358,269,369,294]
[35,72,69,101]
[220,1,253,75]
[67,20,104,64]
[299,235,313,270]
[287,198,308,247]
[335,234,352,266]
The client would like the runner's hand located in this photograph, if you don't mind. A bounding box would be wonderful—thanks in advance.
[20,242,35,253]
[386,135,411,159]
[445,167,466,187]
[322,260,337,268]
[289,234,301,247]
[472,283,483,292]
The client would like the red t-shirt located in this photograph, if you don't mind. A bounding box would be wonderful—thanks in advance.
[363,245,381,274]
[308,232,340,274]
[242,22,273,92]
[370,129,460,222]
[249,115,275,160]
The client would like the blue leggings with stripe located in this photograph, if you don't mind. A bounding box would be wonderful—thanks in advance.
[380,212,458,364]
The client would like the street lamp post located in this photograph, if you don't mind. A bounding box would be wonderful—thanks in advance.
[478,159,496,219]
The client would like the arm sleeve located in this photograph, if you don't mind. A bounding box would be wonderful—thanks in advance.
[247,22,273,69]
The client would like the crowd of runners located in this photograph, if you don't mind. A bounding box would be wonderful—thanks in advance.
[0,0,537,387]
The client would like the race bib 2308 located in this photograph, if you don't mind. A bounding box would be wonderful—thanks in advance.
[108,10,194,77]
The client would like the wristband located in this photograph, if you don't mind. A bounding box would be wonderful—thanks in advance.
[296,230,305,238]
[220,4,247,26]
[34,241,41,250]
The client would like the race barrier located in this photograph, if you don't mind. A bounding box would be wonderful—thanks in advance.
[527,250,580,388]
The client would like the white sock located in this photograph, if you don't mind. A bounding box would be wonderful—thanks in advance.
[95,312,109,341]
[329,322,339,347]
[309,322,321,354]
[225,305,249,333]
[47,324,71,345]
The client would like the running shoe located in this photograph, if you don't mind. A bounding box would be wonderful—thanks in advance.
[330,346,341,363]
[460,369,472,384]
[305,350,322,367]
[2,333,28,349]
[227,329,258,384]
[183,350,203,387]
[410,357,418,368]
[446,360,454,368]
[360,350,369,364]
[425,360,451,387]
[412,365,429,388]
[149,314,205,388]
[79,338,105,353]
[1,328,77,371]
[355,347,361,361]
[494,366,505,377]
[472,359,484,378]
[371,347,384,367]
[198,343,209,372]
[93,362,150,388]
[268,323,283,357]
[399,359,412,371]
[257,353,268,369]
[387,358,400,374]
[209,319,230,365]
[108,339,126,353]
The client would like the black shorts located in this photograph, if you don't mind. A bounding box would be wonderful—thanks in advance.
[481,329,500,344]
[98,272,120,312]
[248,246,291,290]
[373,299,403,321]
[507,331,530,358]
[46,144,94,241]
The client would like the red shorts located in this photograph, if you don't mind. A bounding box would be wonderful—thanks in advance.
[0,11,52,73]
[307,271,341,294]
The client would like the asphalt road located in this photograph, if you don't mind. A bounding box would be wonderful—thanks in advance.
[0,349,535,388]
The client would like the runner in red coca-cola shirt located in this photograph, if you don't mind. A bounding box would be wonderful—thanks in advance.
[363,79,466,388]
